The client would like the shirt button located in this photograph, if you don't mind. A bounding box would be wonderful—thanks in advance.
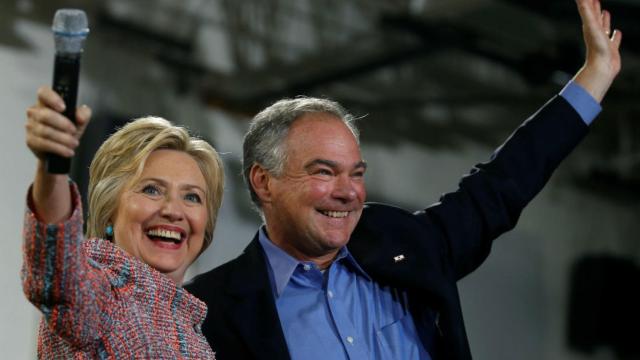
[303,264,312,271]
[346,336,354,344]
[327,290,334,298]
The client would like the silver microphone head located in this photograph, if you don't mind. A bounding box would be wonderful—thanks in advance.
[52,9,89,54]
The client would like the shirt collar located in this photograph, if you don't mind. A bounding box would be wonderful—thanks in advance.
[257,226,371,298]
[258,227,298,298]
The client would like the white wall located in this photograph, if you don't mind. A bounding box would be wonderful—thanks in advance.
[0,19,54,359]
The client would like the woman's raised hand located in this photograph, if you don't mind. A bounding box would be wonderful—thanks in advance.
[25,86,91,161]
[26,86,92,222]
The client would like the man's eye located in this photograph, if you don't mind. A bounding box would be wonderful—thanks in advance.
[142,185,160,196]
[185,193,202,203]
[317,169,332,176]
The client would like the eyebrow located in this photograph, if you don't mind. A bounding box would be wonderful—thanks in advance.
[140,177,206,193]
[304,159,367,171]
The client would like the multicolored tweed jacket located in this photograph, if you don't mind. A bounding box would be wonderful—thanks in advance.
[21,184,215,359]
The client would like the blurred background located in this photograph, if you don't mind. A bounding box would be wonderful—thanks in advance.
[1,0,639,359]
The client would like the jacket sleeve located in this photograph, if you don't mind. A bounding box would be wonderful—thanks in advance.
[21,181,113,349]
[418,95,589,280]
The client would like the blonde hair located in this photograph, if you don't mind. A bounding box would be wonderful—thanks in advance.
[87,117,224,255]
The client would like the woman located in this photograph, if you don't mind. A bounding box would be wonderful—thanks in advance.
[22,86,223,359]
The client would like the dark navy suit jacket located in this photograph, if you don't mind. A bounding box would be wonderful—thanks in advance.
[186,95,589,360]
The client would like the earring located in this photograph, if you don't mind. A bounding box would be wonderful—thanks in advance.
[105,224,114,239]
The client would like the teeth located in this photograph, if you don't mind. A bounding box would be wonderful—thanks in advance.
[147,228,182,241]
[321,211,349,218]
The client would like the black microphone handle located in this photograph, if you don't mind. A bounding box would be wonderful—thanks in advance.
[46,53,81,174]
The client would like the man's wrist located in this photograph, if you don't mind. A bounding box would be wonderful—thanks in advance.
[573,61,617,103]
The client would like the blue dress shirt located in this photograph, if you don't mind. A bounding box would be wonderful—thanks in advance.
[259,228,431,359]
[257,81,599,360]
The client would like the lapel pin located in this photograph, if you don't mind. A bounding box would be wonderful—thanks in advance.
[393,254,405,263]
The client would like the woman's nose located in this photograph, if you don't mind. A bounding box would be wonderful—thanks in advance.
[160,195,184,221]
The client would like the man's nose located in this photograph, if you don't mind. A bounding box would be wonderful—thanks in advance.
[332,175,358,202]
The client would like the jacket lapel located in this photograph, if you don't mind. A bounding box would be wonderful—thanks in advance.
[225,237,291,360]
[349,209,449,300]
[349,205,472,360]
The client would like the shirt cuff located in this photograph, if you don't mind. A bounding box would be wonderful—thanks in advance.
[559,80,601,126]
[25,180,83,225]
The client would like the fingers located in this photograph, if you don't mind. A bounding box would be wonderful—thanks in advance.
[579,1,614,38]
[578,0,621,49]
[27,106,77,134]
[572,0,622,103]
[577,0,609,33]
[26,104,80,159]
[611,29,622,49]
[75,105,92,137]
[576,0,597,26]
[26,131,76,158]
[36,86,65,112]
[602,10,611,37]
[25,119,78,158]
[27,86,92,160]
[603,9,622,49]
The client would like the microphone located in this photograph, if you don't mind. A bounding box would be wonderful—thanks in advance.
[46,9,89,174]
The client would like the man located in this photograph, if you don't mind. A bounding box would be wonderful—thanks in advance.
[186,1,622,359]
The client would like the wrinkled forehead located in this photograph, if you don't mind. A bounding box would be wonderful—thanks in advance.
[126,149,208,190]
[283,114,363,167]
[291,111,358,140]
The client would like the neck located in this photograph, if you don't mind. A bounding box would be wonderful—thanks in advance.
[263,226,339,270]
[166,270,184,286]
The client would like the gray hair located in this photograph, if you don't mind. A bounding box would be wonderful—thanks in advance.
[243,96,360,209]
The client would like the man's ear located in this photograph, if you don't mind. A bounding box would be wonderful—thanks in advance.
[249,164,273,204]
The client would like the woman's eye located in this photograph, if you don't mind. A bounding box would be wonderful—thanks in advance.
[185,193,202,203]
[141,184,160,196]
